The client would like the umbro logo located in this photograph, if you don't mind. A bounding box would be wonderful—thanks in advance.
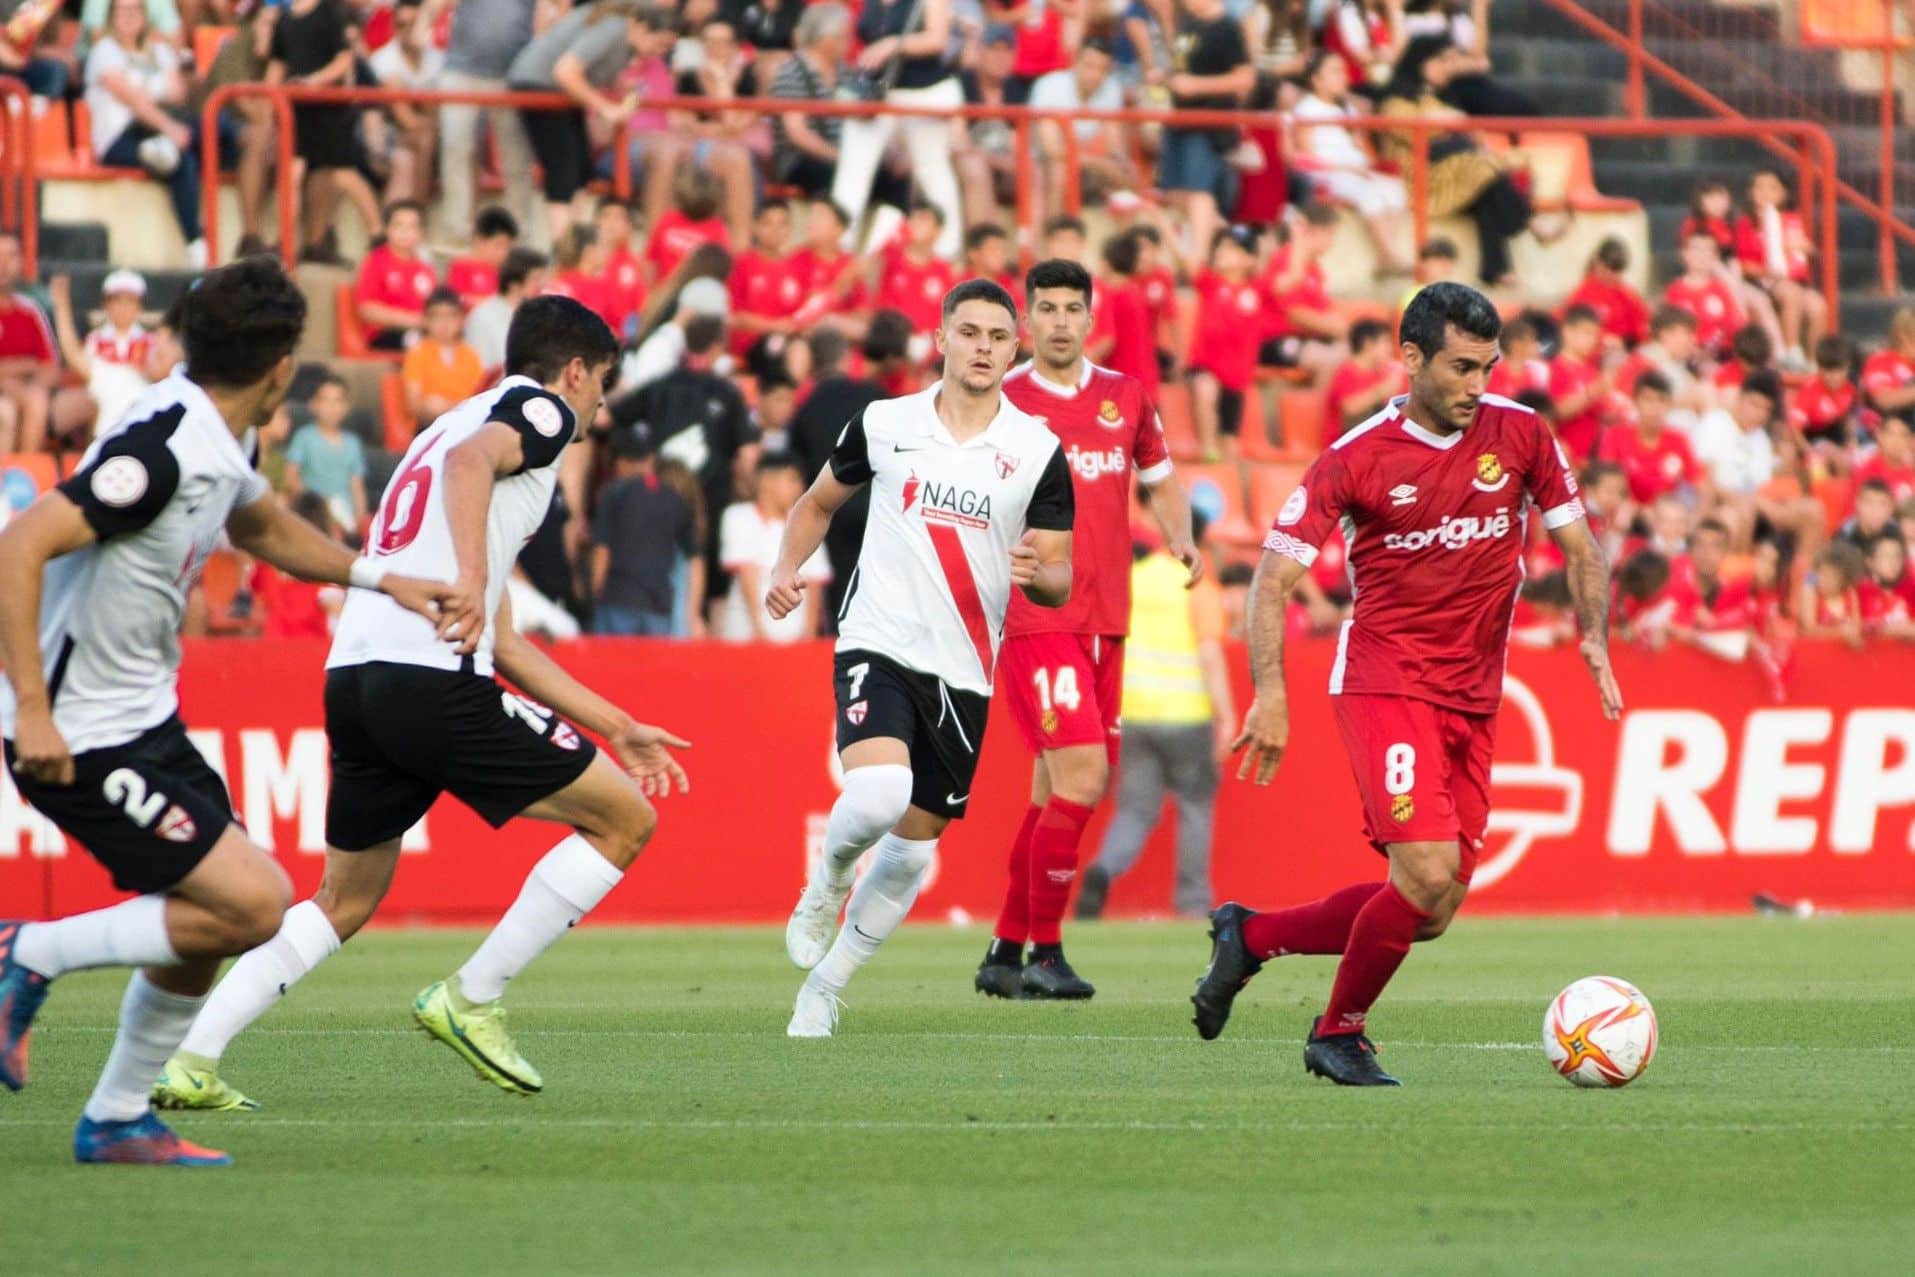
[1390,484,1419,506]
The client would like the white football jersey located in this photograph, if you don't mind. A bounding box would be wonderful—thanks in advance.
[328,375,576,677]
[830,384,1075,694]
[0,372,269,752]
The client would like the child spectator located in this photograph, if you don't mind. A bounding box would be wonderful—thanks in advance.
[1616,307,1708,428]
[1132,222,1179,374]
[1087,228,1160,396]
[1258,202,1349,387]
[1486,315,1548,399]
[47,268,162,439]
[874,205,959,341]
[1861,306,1915,419]
[285,375,368,533]
[1567,235,1650,350]
[1671,517,1752,636]
[270,0,382,265]
[595,198,647,339]
[1577,460,1634,564]
[1615,548,1678,647]
[1548,304,1613,463]
[1600,370,1704,505]
[1855,414,1915,504]
[251,491,347,638]
[1398,236,1459,319]
[547,225,623,334]
[447,206,519,307]
[787,200,869,337]
[1692,369,1782,498]
[1186,225,1265,461]
[1797,540,1865,647]
[1838,477,1898,550]
[1679,179,1736,258]
[402,288,485,430]
[591,423,701,636]
[1859,533,1915,639]
[1323,317,1400,441]
[753,369,799,453]
[644,166,730,287]
[1714,323,1774,395]
[468,247,549,376]
[1041,214,1089,265]
[355,200,440,350]
[717,452,828,642]
[729,199,805,379]
[1663,230,1746,360]
[1790,334,1856,453]
[1734,167,1828,369]
[963,224,1019,308]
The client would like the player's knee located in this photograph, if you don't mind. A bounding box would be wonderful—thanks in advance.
[1050,755,1110,807]
[223,866,293,953]
[1395,854,1457,911]
[598,793,657,868]
[1416,906,1457,942]
[838,764,915,843]
[314,877,380,940]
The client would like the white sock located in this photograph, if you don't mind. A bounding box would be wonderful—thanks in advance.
[82,972,205,1123]
[12,896,177,979]
[177,900,341,1064]
[455,836,623,1004]
[820,764,914,890]
[807,833,937,996]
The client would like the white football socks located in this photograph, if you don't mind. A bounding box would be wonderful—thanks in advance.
[12,895,177,980]
[176,900,342,1064]
[807,833,937,995]
[83,972,205,1123]
[455,836,623,1005]
[820,764,914,890]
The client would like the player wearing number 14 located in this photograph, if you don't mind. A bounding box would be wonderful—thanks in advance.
[1191,284,1626,1085]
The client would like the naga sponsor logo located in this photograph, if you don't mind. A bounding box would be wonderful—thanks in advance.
[904,472,994,529]
[1382,507,1513,552]
[1066,444,1128,482]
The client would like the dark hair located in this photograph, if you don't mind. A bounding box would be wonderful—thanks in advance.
[1384,33,1452,101]
[673,167,724,221]
[498,247,549,294]
[941,278,1018,328]
[424,287,463,313]
[1561,303,1600,328]
[503,294,618,383]
[757,368,797,395]
[683,313,726,355]
[1694,517,1731,541]
[383,199,426,226]
[1633,369,1673,398]
[1689,178,1730,219]
[1582,460,1625,488]
[289,490,336,536]
[965,222,1008,253]
[808,326,849,373]
[1814,334,1852,371]
[1881,414,1912,434]
[1400,281,1501,359]
[1594,236,1629,273]
[595,195,636,218]
[1859,476,1895,501]
[812,198,851,229]
[180,257,308,388]
[1103,227,1142,276]
[909,201,947,227]
[1730,323,1773,368]
[635,2,674,32]
[1079,34,1114,59]
[863,309,913,363]
[312,372,348,396]
[757,196,791,218]
[1817,539,1866,585]
[1134,224,1162,247]
[1650,304,1697,335]
[1301,48,1338,92]
[1025,257,1093,306]
[474,206,519,241]
[1350,317,1391,352]
[1740,368,1784,408]
[1299,200,1339,229]
[1515,388,1557,420]
[1500,316,1535,345]
[1618,549,1672,601]
[755,449,801,474]
[1418,236,1459,262]
[1043,214,1087,239]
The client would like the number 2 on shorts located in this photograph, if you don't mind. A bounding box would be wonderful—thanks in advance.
[1384,742,1416,796]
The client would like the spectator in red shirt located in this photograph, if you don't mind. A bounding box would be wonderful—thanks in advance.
[1713,322,1775,396]
[1615,548,1681,647]
[1041,214,1090,265]
[644,167,731,288]
[1663,230,1746,360]
[252,492,349,638]
[1257,201,1349,390]
[730,199,806,381]
[963,223,1019,314]
[873,205,958,343]
[1600,370,1706,504]
[1861,306,1915,419]
[1578,459,1634,566]
[546,224,623,333]
[355,200,440,349]
[787,199,870,339]
[1734,167,1828,368]
[1838,478,1898,551]
[1855,413,1915,504]
[0,232,64,454]
[446,205,519,308]
[595,197,647,341]
[1798,540,1866,647]
[1790,334,1857,457]
[1086,227,1160,396]
[1670,517,1752,635]
[1322,317,1399,441]
[1679,180,1736,259]
[1185,225,1265,460]
[1548,304,1613,463]
[1130,222,1179,375]
[1566,235,1651,350]
[1485,314,1549,400]
[1615,306,1710,429]
[1859,532,1915,639]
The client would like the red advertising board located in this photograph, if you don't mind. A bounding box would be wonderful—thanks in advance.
[3,639,1913,922]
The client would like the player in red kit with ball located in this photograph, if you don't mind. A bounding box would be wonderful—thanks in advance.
[977,260,1201,1000]
[1191,283,1624,1084]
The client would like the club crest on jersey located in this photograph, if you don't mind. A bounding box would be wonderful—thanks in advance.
[1473,452,1510,492]
[1391,794,1414,823]
[551,722,581,751]
[91,455,148,507]
[524,396,566,438]
[995,451,1019,480]
[1041,709,1060,734]
[1097,399,1124,429]
[846,700,868,726]
[1277,485,1307,526]
[156,805,197,844]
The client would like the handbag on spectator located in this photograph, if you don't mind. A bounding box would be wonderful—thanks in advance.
[844,0,927,103]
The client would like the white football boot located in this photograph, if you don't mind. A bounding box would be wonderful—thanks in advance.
[786,982,846,1038]
[785,876,852,970]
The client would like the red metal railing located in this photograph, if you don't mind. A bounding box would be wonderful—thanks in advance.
[1539,0,1914,293]
[0,78,39,279]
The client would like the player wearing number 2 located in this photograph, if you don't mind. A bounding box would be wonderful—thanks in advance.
[770,279,1077,1038]
[977,259,1200,1001]
[150,297,692,1109]
[1191,283,1624,1085]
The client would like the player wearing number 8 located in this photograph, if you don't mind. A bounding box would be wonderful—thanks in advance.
[149,296,694,1111]
[1189,283,1625,1085]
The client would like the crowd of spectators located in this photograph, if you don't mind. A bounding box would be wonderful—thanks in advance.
[2,0,1913,671]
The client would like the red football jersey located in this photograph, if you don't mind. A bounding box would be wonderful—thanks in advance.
[1598,426,1701,503]
[355,245,437,318]
[1485,356,1549,401]
[1687,574,1755,631]
[1679,214,1735,257]
[877,249,957,334]
[1263,395,1583,714]
[1861,350,1915,410]
[1853,451,1915,504]
[1547,353,1608,462]
[644,210,728,284]
[1734,211,1811,283]
[1138,266,1177,333]
[1002,361,1172,638]
[545,271,622,333]
[85,323,152,369]
[1790,375,1855,440]
[1662,277,1743,355]
[1261,246,1332,342]
[1188,270,1263,391]
[1089,277,1160,397]
[788,247,867,325]
[600,247,647,334]
[0,293,54,362]
[1860,579,1911,633]
[1566,275,1650,347]
[446,257,497,306]
[1323,359,1397,441]
[729,249,804,354]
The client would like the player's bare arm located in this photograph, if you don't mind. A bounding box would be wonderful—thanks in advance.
[490,592,691,797]
[1550,516,1625,721]
[766,465,858,621]
[437,419,528,650]
[222,495,458,633]
[1011,527,1072,606]
[1233,552,1311,785]
[0,493,99,785]
[1143,474,1204,585]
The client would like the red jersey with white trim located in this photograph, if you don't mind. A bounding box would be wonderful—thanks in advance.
[355,245,438,317]
[875,249,957,334]
[729,249,804,354]
[1263,394,1584,714]
[1790,375,1855,440]
[1089,276,1160,396]
[1002,361,1172,638]
[1598,425,1701,503]
[1662,276,1743,355]
[446,257,497,306]
[1853,451,1915,504]
[1861,350,1915,411]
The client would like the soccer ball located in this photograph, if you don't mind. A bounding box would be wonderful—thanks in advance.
[1543,976,1658,1088]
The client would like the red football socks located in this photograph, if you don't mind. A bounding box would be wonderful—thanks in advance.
[1242,882,1387,959]
[1026,798,1095,946]
[991,804,1045,945]
[1319,883,1431,1036]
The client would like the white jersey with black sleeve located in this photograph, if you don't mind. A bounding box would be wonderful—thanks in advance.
[830,383,1076,695]
[0,372,269,753]
[327,375,576,678]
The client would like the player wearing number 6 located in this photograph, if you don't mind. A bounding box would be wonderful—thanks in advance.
[976,259,1199,1001]
[1190,283,1625,1085]
[768,279,1076,1037]
[150,297,692,1110]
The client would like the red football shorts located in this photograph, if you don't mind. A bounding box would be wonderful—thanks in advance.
[1330,692,1498,882]
[997,632,1124,764]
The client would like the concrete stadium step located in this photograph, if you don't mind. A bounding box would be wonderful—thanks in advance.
[41,259,198,317]
[38,220,109,263]
[1589,134,1773,170]
[1586,159,1764,205]
[1491,76,1622,118]
[1491,37,1631,82]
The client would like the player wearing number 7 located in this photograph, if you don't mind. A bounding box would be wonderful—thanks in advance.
[151,297,691,1110]
[1190,284,1624,1085]
[768,279,1076,1037]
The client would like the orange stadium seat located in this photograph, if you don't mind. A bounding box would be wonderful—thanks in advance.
[1249,461,1309,530]
[1182,462,1258,546]
[196,548,257,635]
[1155,380,1200,461]
[336,282,403,363]
[1519,131,1638,214]
[380,372,413,452]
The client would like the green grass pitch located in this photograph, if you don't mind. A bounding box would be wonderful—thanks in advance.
[4,915,1913,1275]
